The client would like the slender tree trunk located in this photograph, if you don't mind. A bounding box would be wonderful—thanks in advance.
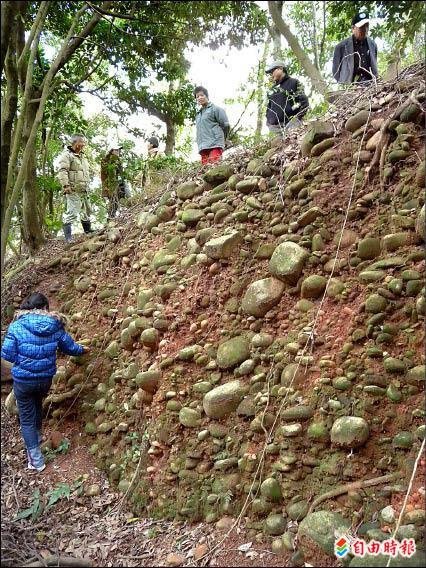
[269,0,283,58]
[255,39,270,139]
[310,2,320,71]
[384,46,401,81]
[164,117,175,155]
[1,2,110,273]
[21,89,45,252]
[0,1,25,74]
[1,40,19,230]
[267,0,328,95]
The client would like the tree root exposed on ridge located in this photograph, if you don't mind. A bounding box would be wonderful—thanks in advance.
[23,555,93,567]
[308,472,402,513]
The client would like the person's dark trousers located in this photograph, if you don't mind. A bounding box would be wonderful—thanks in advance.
[13,379,52,451]
[107,194,119,220]
[81,220,94,233]
[63,222,72,242]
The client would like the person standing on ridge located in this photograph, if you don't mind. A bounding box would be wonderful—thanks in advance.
[56,134,93,242]
[265,61,309,135]
[1,292,88,472]
[101,146,126,220]
[332,12,378,84]
[194,86,230,165]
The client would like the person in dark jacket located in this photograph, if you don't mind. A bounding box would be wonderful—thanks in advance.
[332,12,378,84]
[1,292,88,472]
[265,61,309,135]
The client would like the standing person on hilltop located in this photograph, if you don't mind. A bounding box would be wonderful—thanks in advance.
[194,86,230,165]
[101,146,126,220]
[134,136,164,192]
[56,134,93,242]
[265,61,309,136]
[332,12,378,84]
[147,136,163,159]
[1,292,88,472]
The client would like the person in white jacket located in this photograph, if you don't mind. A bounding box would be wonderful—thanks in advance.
[56,134,93,242]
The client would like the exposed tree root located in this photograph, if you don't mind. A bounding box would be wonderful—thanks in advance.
[23,555,93,567]
[43,384,81,406]
[365,88,424,186]
[308,472,402,513]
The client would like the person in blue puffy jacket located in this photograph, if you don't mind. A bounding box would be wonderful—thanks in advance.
[1,292,88,472]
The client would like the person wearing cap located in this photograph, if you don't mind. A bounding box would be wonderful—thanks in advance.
[332,12,378,84]
[265,61,309,135]
[56,134,93,242]
[100,146,126,220]
[194,86,230,164]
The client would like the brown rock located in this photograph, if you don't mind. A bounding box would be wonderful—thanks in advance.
[193,544,209,560]
[49,430,64,449]
[335,229,357,248]
[1,358,13,383]
[166,553,185,567]
[216,516,236,530]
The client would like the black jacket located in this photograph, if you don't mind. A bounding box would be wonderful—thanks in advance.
[266,76,309,126]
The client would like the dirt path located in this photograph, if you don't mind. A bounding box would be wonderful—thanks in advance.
[1,402,299,567]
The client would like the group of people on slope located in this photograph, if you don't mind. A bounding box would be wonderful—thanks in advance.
[56,12,377,243]
[193,11,378,163]
[2,13,379,476]
[57,135,162,242]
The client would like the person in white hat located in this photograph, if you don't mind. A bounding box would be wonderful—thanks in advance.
[265,61,309,136]
[332,12,378,84]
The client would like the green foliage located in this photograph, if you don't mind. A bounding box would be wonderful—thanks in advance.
[43,437,70,463]
[13,478,84,522]
[14,488,42,521]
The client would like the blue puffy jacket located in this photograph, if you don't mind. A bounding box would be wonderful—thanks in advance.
[1,311,84,383]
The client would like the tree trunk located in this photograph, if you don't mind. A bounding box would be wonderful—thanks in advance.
[1,2,110,273]
[0,1,25,74]
[1,37,19,230]
[267,0,328,95]
[21,89,45,253]
[255,39,270,139]
[164,117,175,155]
[384,46,401,81]
[270,0,282,59]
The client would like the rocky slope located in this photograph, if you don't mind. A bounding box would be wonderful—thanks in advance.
[3,64,425,566]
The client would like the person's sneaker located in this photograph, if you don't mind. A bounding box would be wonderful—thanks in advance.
[28,462,46,472]
[27,446,45,472]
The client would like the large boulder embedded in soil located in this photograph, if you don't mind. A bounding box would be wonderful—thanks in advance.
[301,121,334,156]
[416,205,425,241]
[298,510,351,556]
[241,277,285,317]
[203,164,234,186]
[216,336,250,369]
[5,391,18,415]
[269,242,309,284]
[349,550,426,567]
[176,181,203,200]
[1,358,12,382]
[203,380,246,419]
[330,416,370,448]
[203,231,243,260]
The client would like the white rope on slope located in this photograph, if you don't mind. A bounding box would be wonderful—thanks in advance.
[191,84,377,568]
[385,437,425,568]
